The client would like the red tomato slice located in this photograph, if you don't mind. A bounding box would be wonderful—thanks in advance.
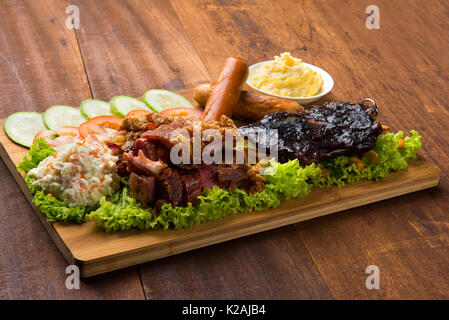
[78,115,123,142]
[34,127,81,148]
[125,109,152,119]
[159,107,203,118]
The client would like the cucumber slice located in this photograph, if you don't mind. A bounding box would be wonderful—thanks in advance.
[43,105,86,129]
[110,96,151,118]
[3,112,46,148]
[80,99,112,119]
[142,89,194,113]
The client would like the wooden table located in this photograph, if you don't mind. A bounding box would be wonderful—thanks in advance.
[0,0,447,299]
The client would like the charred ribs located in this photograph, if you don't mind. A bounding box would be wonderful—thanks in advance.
[238,101,382,165]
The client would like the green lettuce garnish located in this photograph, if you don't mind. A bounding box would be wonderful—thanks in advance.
[17,138,56,173]
[264,160,322,199]
[88,187,156,232]
[88,162,324,231]
[154,185,282,230]
[24,175,86,223]
[18,131,423,231]
[316,130,422,187]
[33,189,87,223]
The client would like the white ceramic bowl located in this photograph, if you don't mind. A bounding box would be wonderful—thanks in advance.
[246,61,334,104]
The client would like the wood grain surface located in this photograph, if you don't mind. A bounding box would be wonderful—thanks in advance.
[0,0,448,299]
[0,0,144,299]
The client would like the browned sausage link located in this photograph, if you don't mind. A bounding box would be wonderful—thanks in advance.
[195,83,304,121]
[201,56,248,122]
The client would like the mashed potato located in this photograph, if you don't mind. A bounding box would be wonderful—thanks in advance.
[249,52,323,97]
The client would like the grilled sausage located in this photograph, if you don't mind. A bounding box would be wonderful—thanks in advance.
[194,83,304,121]
[201,56,248,122]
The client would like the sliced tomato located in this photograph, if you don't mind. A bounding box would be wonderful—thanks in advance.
[78,115,123,142]
[159,107,203,118]
[125,109,152,119]
[33,126,81,148]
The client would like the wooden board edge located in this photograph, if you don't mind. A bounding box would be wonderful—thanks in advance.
[0,141,77,267]
[76,165,440,277]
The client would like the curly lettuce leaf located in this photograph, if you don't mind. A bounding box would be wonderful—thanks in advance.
[20,130,423,231]
[33,190,86,223]
[232,185,281,212]
[17,138,56,173]
[316,130,422,187]
[400,130,422,160]
[264,159,322,199]
[88,184,284,232]
[24,175,86,223]
[89,161,319,231]
[156,185,283,230]
[88,187,156,232]
[24,173,37,194]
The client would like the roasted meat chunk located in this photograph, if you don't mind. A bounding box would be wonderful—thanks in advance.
[129,173,156,207]
[123,150,168,178]
[115,111,266,208]
[239,101,382,165]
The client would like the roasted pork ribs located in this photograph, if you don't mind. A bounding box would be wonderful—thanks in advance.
[239,101,382,165]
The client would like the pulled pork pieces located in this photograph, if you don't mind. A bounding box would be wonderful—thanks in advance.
[109,112,265,208]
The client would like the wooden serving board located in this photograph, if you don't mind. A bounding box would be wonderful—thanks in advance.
[0,118,440,277]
